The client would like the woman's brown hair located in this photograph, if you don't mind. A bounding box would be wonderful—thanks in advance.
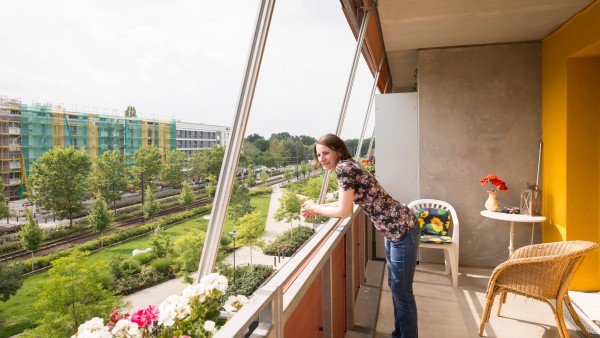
[312,133,352,167]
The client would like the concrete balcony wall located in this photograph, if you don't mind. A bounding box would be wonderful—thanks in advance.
[417,42,542,267]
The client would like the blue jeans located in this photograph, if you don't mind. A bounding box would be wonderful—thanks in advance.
[385,224,420,338]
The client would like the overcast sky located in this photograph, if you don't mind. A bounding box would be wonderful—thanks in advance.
[0,0,376,140]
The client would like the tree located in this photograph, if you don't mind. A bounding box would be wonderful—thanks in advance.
[0,181,10,220]
[228,182,255,225]
[131,146,163,189]
[274,190,302,237]
[299,163,308,178]
[142,185,160,223]
[179,181,196,212]
[124,106,137,117]
[0,262,24,302]
[20,208,44,271]
[27,146,91,227]
[283,169,292,181]
[174,229,206,282]
[188,145,225,180]
[261,171,268,183]
[236,210,264,266]
[161,150,186,188]
[88,150,130,211]
[29,250,119,337]
[88,198,113,248]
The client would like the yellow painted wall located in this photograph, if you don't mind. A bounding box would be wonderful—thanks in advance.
[542,1,600,290]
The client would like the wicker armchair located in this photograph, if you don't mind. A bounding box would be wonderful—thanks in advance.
[479,240,598,338]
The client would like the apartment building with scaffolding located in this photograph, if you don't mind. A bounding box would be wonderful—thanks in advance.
[0,96,230,201]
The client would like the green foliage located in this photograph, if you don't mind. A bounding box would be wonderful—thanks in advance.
[19,205,212,273]
[27,146,92,227]
[263,226,315,256]
[161,150,187,187]
[150,233,172,258]
[245,175,256,187]
[179,181,196,210]
[174,229,206,274]
[249,187,273,196]
[228,182,255,225]
[124,106,137,117]
[88,198,113,248]
[222,264,273,299]
[28,250,120,337]
[131,146,163,189]
[205,175,217,197]
[0,262,23,302]
[143,185,161,220]
[236,210,264,248]
[88,149,130,210]
[274,189,302,226]
[189,145,225,179]
[260,170,268,182]
[283,169,292,180]
[151,257,174,276]
[133,251,154,265]
[20,208,44,271]
[0,181,10,219]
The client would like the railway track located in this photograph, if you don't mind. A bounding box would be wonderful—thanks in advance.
[0,196,213,264]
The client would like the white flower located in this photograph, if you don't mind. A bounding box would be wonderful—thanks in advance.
[74,317,112,338]
[111,319,142,338]
[204,320,218,334]
[223,295,249,314]
[158,294,191,327]
[182,283,207,303]
[200,273,228,296]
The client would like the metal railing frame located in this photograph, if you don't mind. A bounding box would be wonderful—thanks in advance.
[196,0,276,281]
[214,207,365,337]
[354,55,384,160]
[317,5,372,205]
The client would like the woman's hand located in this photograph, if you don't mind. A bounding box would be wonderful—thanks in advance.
[301,201,317,219]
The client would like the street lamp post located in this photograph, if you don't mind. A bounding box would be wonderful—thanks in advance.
[229,229,238,286]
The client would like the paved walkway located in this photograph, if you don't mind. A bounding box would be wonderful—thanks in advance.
[122,184,302,310]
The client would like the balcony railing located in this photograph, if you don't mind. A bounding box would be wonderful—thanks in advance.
[215,206,369,337]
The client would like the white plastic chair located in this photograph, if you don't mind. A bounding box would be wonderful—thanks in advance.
[408,198,459,287]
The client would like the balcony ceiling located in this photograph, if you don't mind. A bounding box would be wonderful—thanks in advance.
[368,0,595,90]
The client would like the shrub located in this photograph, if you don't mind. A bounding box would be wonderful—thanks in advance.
[249,187,272,196]
[221,264,273,299]
[263,226,315,256]
[133,251,154,265]
[120,257,142,276]
[151,257,174,276]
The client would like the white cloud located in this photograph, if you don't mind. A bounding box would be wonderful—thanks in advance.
[0,0,375,139]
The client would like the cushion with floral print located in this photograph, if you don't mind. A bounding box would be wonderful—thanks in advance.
[416,208,452,244]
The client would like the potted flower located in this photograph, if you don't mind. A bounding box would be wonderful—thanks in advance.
[361,155,375,175]
[480,174,508,211]
[72,273,248,338]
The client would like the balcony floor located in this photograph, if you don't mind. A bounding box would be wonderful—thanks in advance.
[374,262,590,338]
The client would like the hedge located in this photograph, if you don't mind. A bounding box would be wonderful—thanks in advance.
[18,204,212,273]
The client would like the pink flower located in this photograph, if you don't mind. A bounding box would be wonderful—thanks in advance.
[131,305,159,327]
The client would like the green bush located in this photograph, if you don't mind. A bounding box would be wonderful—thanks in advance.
[222,264,273,299]
[249,187,272,196]
[19,205,213,273]
[263,226,315,256]
[133,251,154,265]
[120,257,142,276]
[151,257,174,276]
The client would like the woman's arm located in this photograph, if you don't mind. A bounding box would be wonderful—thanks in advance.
[301,186,354,219]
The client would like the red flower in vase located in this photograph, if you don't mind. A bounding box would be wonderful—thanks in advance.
[480,174,508,192]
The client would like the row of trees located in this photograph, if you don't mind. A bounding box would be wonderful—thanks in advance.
[25,145,223,228]
[242,132,374,168]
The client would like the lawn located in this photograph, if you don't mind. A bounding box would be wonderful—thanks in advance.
[0,192,271,338]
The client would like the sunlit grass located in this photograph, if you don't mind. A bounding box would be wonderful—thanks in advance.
[0,192,272,338]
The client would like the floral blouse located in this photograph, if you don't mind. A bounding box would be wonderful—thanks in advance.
[336,159,416,242]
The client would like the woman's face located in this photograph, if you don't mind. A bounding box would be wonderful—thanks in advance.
[315,144,340,170]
